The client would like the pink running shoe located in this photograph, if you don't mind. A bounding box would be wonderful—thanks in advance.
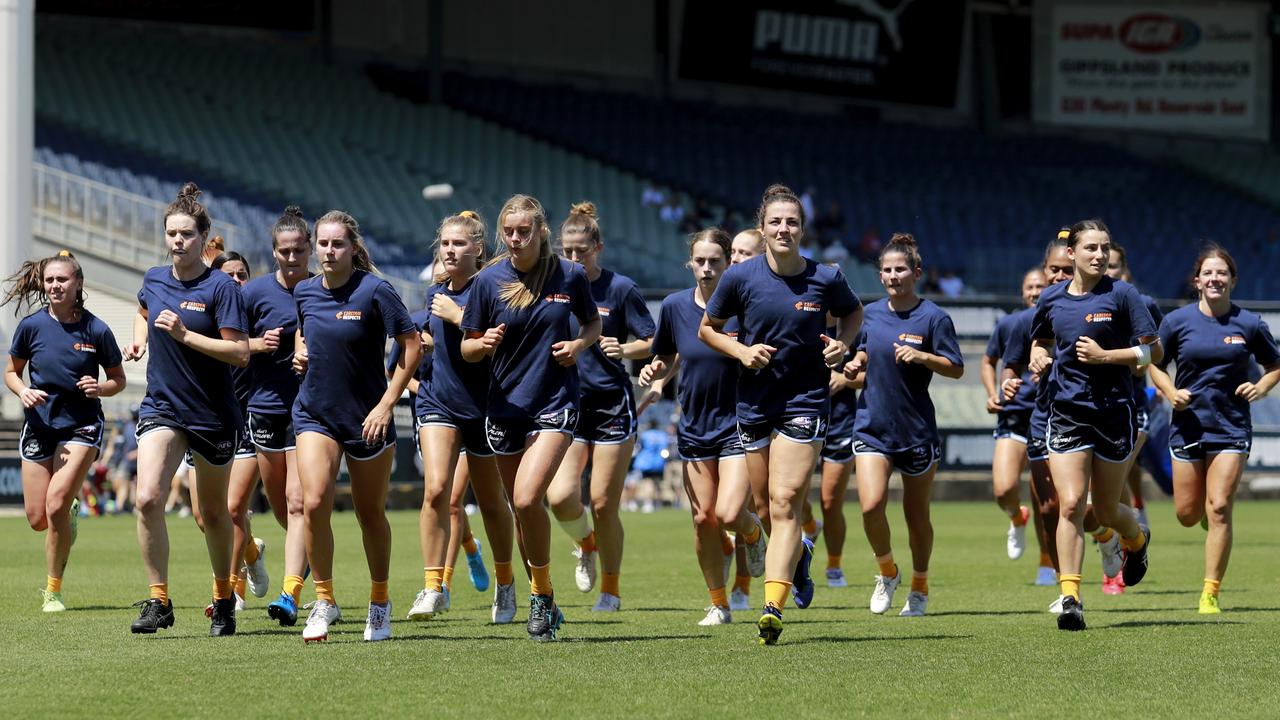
[1102,573,1126,595]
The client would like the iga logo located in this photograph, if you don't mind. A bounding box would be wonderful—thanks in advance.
[1223,335,1247,345]
[1119,14,1200,54]
[1085,312,1112,323]
[179,301,207,312]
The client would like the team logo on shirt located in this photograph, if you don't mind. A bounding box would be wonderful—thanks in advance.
[335,310,363,320]
[727,332,739,340]
[597,306,612,316]
[794,301,822,313]
[179,301,207,312]
[72,342,97,353]
[544,294,571,304]
[1084,312,1112,323]
[1223,335,1247,345]
[897,333,924,345]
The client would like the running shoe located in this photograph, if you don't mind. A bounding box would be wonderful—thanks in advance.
[245,538,269,598]
[729,587,750,612]
[722,548,734,586]
[466,539,490,592]
[826,568,848,588]
[1056,595,1086,631]
[1136,507,1149,530]
[1035,566,1058,586]
[205,593,244,618]
[791,537,815,609]
[757,605,783,646]
[1097,532,1123,578]
[302,600,341,643]
[1007,506,1029,560]
[1048,594,1065,614]
[491,583,516,624]
[40,589,66,613]
[70,498,80,546]
[803,520,823,545]
[527,594,563,642]
[364,601,392,641]
[572,547,598,593]
[442,586,452,611]
[899,591,928,617]
[1121,527,1151,586]
[592,593,621,612]
[130,598,174,634]
[209,597,236,637]
[267,592,299,626]
[407,588,448,620]
[1198,592,1221,615]
[1102,572,1125,595]
[698,605,732,626]
[869,570,900,614]
[744,518,767,577]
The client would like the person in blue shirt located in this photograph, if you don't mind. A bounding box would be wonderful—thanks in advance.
[460,194,601,642]
[122,183,250,636]
[404,211,517,626]
[4,252,126,612]
[1149,245,1280,614]
[546,202,656,613]
[983,268,1046,565]
[817,323,858,590]
[291,210,421,643]
[1029,218,1160,631]
[701,184,862,645]
[844,233,964,620]
[639,228,767,626]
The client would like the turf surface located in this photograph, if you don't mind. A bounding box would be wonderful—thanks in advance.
[2,501,1278,718]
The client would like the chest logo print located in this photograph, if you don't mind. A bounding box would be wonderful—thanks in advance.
[1084,312,1112,323]
[179,301,207,312]
[544,294,571,304]
[335,310,363,320]
[1224,335,1247,345]
[897,333,924,345]
[597,306,612,316]
[794,301,822,313]
[72,342,97,353]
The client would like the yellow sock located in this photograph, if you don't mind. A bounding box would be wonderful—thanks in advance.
[47,576,63,594]
[149,583,169,603]
[495,561,514,586]
[370,580,389,605]
[233,574,246,599]
[876,553,897,579]
[1121,530,1147,552]
[733,574,751,594]
[911,572,928,595]
[1092,527,1115,543]
[802,518,818,536]
[719,531,735,557]
[283,575,304,603]
[580,531,597,554]
[827,554,842,570]
[462,534,479,556]
[602,572,620,598]
[443,565,456,589]
[1060,573,1082,601]
[244,538,260,565]
[315,578,335,604]
[764,580,791,610]
[213,576,233,601]
[1039,551,1052,568]
[709,586,728,609]
[742,521,761,545]
[424,567,444,592]
[530,563,553,597]
[1203,578,1221,597]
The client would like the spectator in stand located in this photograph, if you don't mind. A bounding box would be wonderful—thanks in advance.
[858,226,883,263]
[800,187,816,222]
[660,196,685,225]
[642,183,665,208]
[938,269,965,299]
[822,237,850,267]
[921,267,942,295]
[813,201,847,239]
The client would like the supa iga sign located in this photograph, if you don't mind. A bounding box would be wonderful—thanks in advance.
[1034,2,1270,140]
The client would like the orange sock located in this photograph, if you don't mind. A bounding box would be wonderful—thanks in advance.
[580,531,597,554]
[1092,527,1115,543]
[462,534,479,556]
[709,586,728,609]
[742,521,761,545]
[1012,506,1029,527]
[876,553,897,579]
[911,572,928,595]
[47,576,63,594]
[1060,573,1082,601]
[443,566,456,589]
[495,561,514,586]
[424,567,444,592]
[733,574,751,594]
[764,580,791,611]
[370,580,389,605]
[802,518,818,537]
[315,578,335,603]
[1203,578,1221,597]
[827,554,842,570]
[601,572,620,598]
[529,563,553,597]
[233,574,247,599]
[244,538,260,565]
[283,574,304,603]
[719,531,735,557]
[149,583,169,603]
[213,576,233,601]
[1120,530,1147,552]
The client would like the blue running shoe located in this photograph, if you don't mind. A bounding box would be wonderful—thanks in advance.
[267,592,299,627]
[791,537,815,609]
[467,539,490,592]
[757,605,784,645]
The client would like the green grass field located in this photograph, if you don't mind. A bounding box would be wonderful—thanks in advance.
[2,500,1278,718]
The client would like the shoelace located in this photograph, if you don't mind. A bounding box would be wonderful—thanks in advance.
[529,597,548,625]
[368,604,388,628]
[303,601,329,624]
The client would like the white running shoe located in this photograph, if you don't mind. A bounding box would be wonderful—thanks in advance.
[826,568,848,588]
[491,583,516,624]
[729,587,750,612]
[869,571,901,614]
[245,538,269,598]
[406,588,448,619]
[364,601,392,641]
[592,593,621,612]
[302,600,341,643]
[804,519,823,545]
[1098,533,1123,577]
[722,549,734,586]
[573,547,598,593]
[698,605,732,626]
[744,519,767,578]
[442,586,452,611]
[899,591,928,617]
[234,593,246,613]
[1048,594,1065,614]
[1007,507,1028,560]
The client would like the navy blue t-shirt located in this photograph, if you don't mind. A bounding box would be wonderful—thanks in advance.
[573,269,656,395]
[242,273,309,416]
[1132,294,1164,408]
[388,309,431,409]
[824,324,857,435]
[986,308,1037,415]
[1030,277,1157,410]
[1158,303,1280,445]
[704,256,860,423]
[1001,304,1055,439]
[421,279,489,421]
[853,298,963,452]
[652,288,740,447]
[293,270,416,438]
[9,309,122,431]
[137,265,246,431]
[461,257,599,420]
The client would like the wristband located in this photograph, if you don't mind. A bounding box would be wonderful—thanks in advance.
[1132,344,1152,367]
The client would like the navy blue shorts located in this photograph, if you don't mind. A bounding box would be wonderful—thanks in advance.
[993,410,1031,444]
[738,415,827,452]
[1046,403,1137,464]
[485,407,578,456]
[248,412,296,453]
[1170,438,1251,463]
[293,408,396,462]
[677,427,745,462]
[853,438,940,477]
[136,416,238,467]
[415,411,493,458]
[821,429,855,464]
[19,416,104,462]
[574,387,637,445]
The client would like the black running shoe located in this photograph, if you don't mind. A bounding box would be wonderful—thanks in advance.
[527,594,562,642]
[130,598,175,634]
[1056,596,1086,631]
[1121,527,1151,587]
[209,598,237,637]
